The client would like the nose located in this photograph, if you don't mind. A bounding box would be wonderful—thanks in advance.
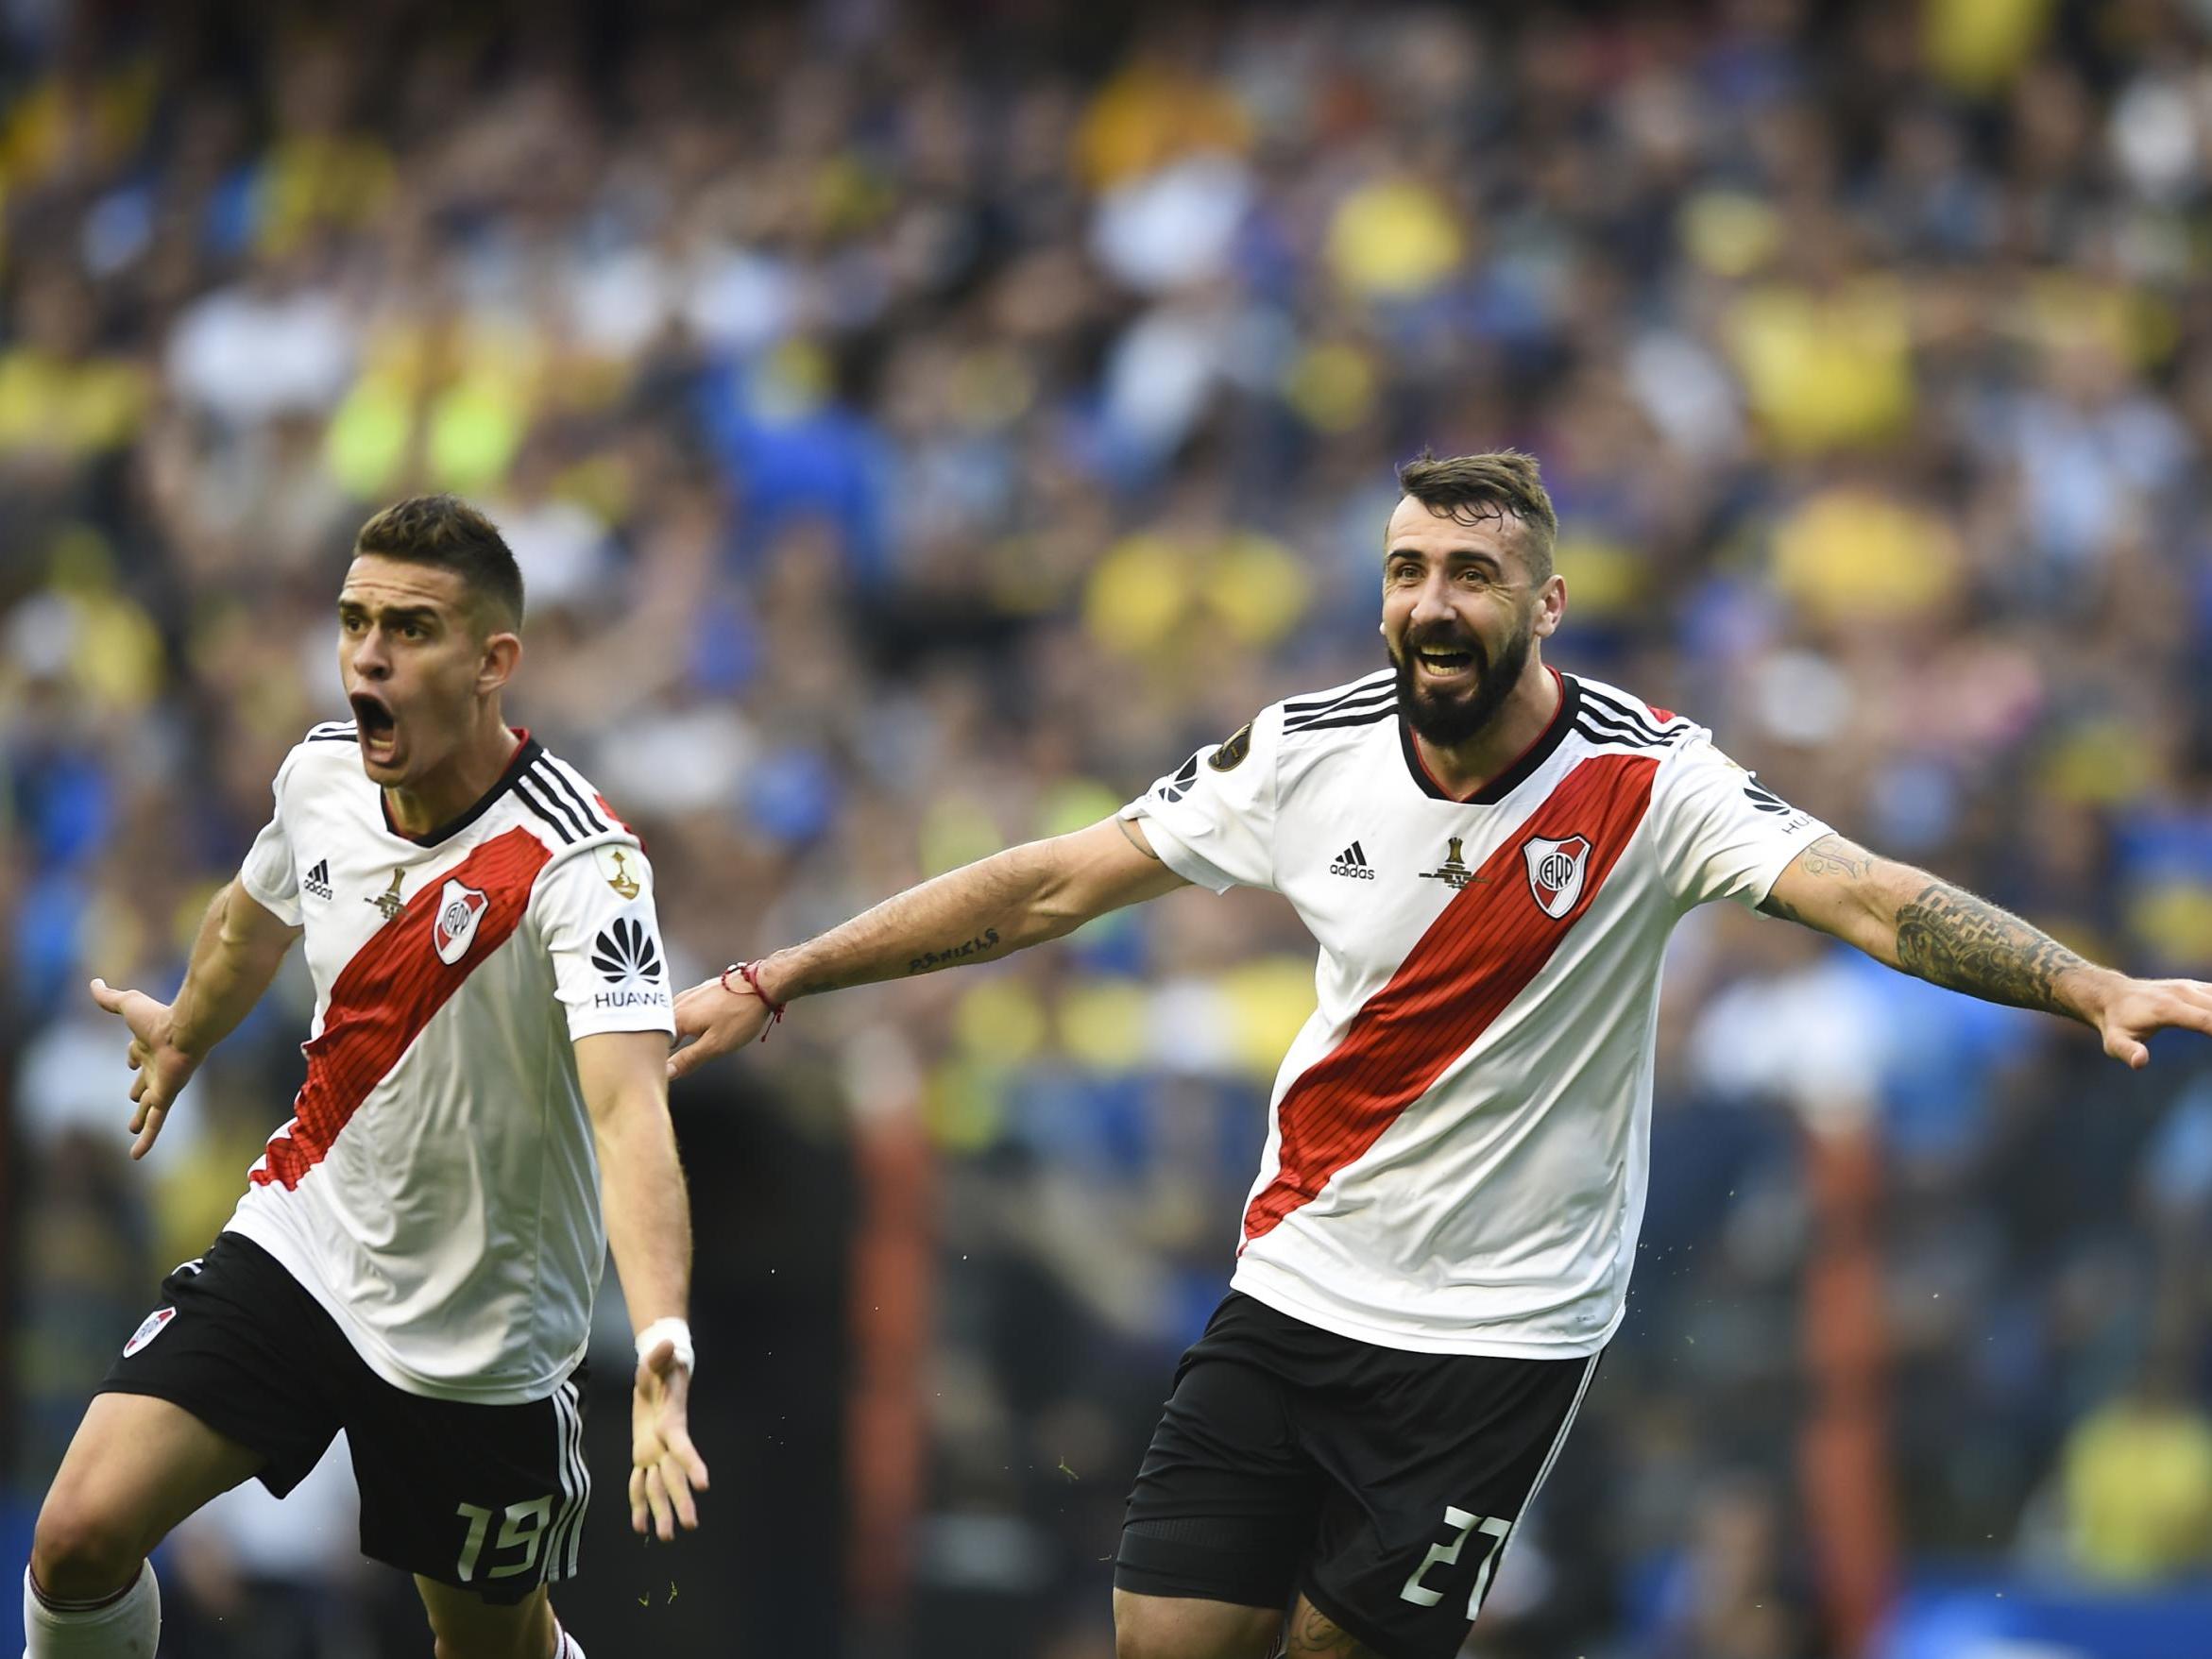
[349,628,390,680]
[1407,571,1457,628]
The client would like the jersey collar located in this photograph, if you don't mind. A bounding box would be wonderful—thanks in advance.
[1400,669,1579,805]
[380,729,541,847]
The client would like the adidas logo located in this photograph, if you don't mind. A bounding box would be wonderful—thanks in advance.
[1329,841,1376,880]
[302,858,334,902]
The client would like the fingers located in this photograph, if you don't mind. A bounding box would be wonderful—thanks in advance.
[89,977,128,1015]
[667,976,774,1080]
[659,1447,700,1532]
[2101,1017,2151,1068]
[672,983,717,1035]
[667,1029,730,1082]
[2107,986,2212,1067]
[670,1425,709,1493]
[129,1103,167,1160]
[630,1449,702,1539]
[672,980,741,1037]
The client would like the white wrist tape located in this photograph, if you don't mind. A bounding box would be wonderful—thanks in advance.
[635,1317,695,1376]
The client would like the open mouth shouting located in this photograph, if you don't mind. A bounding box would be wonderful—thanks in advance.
[351,690,400,769]
[1409,634,1485,687]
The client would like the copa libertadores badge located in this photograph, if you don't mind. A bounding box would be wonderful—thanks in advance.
[1208,722,1253,771]
[1523,835,1591,919]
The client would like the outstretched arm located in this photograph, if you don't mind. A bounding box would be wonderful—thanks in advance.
[669,815,1189,1077]
[574,1028,707,1541]
[90,876,301,1158]
[1760,835,2212,1067]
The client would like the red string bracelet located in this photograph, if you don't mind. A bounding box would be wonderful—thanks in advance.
[720,960,787,1040]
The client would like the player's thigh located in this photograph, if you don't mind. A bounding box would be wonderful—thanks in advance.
[37,1238,344,1598]
[1301,1348,1601,1659]
[349,1368,589,1600]
[1113,1586,1280,1659]
[33,1392,264,1595]
[414,1575,556,1659]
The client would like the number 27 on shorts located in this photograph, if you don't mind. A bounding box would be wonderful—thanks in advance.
[1400,1507,1512,1617]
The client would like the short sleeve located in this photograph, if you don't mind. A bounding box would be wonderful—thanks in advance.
[1648,736,1834,911]
[1118,707,1281,894]
[237,751,302,926]
[535,841,676,1041]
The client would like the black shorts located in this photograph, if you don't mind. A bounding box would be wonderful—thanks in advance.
[1115,1293,1599,1659]
[97,1232,589,1605]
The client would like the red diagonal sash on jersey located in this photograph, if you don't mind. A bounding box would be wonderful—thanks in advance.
[251,827,553,1191]
[1241,753,1660,1244]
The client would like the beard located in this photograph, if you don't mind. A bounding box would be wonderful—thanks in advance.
[1389,614,1536,748]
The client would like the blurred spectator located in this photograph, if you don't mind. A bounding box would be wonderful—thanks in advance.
[2061,1354,2212,1584]
[1644,1472,1823,1659]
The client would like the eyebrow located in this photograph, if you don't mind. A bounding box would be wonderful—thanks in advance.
[1384,547,1505,574]
[337,600,446,628]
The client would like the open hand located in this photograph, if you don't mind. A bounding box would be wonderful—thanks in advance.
[2091,975,2212,1068]
[629,1337,708,1541]
[88,977,198,1158]
[667,973,773,1081]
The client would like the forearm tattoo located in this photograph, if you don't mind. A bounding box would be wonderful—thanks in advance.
[773,846,1042,997]
[1798,837,1873,880]
[1761,835,1874,924]
[1893,881,2090,1015]
[907,928,1002,974]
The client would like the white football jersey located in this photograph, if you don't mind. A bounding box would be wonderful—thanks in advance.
[1122,669,1831,1359]
[227,723,674,1403]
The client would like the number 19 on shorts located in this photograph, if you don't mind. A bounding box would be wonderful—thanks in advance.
[1399,1506,1512,1617]
[455,1498,553,1582]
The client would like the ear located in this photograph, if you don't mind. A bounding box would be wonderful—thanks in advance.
[478,629,522,697]
[1532,573,1568,639]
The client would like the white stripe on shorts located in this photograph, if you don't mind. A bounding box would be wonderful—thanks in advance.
[1484,1352,1600,1604]
[543,1380,588,1583]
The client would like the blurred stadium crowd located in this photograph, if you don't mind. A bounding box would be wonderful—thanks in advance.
[7,0,2212,1654]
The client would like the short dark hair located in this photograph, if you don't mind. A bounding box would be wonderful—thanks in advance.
[1395,449,1559,584]
[352,495,525,630]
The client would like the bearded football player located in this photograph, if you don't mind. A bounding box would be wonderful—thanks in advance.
[27,498,706,1659]
[671,451,2212,1659]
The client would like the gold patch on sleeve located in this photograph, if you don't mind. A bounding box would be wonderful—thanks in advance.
[595,844,645,900]
[1207,722,1253,772]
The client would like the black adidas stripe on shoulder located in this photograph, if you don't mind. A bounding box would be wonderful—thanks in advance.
[1573,704,1691,751]
[306,720,358,743]
[1577,685,1686,742]
[1285,700,1398,738]
[533,756,611,836]
[1286,685,1394,730]
[1574,717,1672,751]
[1282,669,1395,730]
[512,770,582,843]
